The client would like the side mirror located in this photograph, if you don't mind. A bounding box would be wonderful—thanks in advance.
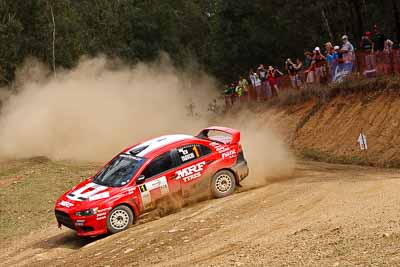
[136,175,146,185]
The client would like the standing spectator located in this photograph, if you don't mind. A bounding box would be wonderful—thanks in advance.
[257,64,268,100]
[372,25,385,52]
[372,25,385,73]
[313,47,327,84]
[253,70,262,102]
[267,66,281,97]
[335,45,344,63]
[340,35,355,68]
[238,75,249,101]
[304,51,315,84]
[326,43,338,81]
[383,39,394,74]
[286,58,301,89]
[294,58,303,88]
[224,84,234,107]
[274,66,284,88]
[360,31,376,70]
[249,69,256,87]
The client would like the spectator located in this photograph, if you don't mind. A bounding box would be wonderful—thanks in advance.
[224,84,234,107]
[335,45,344,63]
[313,47,327,84]
[257,64,268,100]
[294,58,303,87]
[383,39,394,74]
[325,42,333,52]
[286,58,301,89]
[340,35,355,64]
[360,31,376,70]
[274,66,284,88]
[267,66,281,97]
[372,25,386,73]
[249,68,256,89]
[326,43,338,81]
[254,70,262,101]
[238,75,249,101]
[372,25,385,52]
[304,51,315,84]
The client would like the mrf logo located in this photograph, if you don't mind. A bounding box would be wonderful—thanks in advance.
[175,161,206,182]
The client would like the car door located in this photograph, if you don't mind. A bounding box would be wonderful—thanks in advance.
[136,150,181,211]
[174,143,213,196]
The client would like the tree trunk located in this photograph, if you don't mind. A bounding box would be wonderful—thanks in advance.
[321,8,334,42]
[392,0,400,41]
[48,1,56,78]
[352,0,364,45]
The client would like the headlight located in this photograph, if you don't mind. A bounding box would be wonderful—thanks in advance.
[75,207,98,217]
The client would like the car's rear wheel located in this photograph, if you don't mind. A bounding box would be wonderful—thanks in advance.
[211,170,236,198]
[107,205,133,234]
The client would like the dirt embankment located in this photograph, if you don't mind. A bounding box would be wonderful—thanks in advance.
[261,89,400,168]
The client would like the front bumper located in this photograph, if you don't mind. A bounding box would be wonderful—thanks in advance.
[55,209,108,236]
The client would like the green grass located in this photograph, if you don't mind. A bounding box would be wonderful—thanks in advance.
[0,158,100,241]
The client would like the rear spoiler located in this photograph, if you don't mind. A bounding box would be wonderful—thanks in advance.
[196,126,240,144]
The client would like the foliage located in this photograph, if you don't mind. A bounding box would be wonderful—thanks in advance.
[0,0,398,85]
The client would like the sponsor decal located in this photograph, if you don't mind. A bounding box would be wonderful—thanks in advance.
[210,142,236,159]
[121,186,136,196]
[67,182,108,202]
[178,145,201,163]
[138,176,169,209]
[209,142,230,154]
[59,200,74,208]
[181,152,195,162]
[96,207,112,221]
[222,150,236,159]
[175,161,206,182]
[97,207,112,213]
[89,191,110,201]
[75,219,85,226]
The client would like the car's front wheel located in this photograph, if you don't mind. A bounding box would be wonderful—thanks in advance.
[211,170,236,198]
[106,205,134,234]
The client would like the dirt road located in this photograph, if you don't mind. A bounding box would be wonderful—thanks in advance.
[2,161,400,266]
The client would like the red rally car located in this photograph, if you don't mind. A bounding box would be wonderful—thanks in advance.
[55,126,249,236]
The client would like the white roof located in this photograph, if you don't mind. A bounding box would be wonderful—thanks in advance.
[129,134,192,157]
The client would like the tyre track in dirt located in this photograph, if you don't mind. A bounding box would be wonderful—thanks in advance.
[2,161,400,266]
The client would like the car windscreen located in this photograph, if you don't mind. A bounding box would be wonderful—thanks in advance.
[93,154,145,187]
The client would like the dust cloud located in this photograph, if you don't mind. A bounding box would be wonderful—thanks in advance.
[0,55,295,184]
[0,55,216,161]
[217,110,296,187]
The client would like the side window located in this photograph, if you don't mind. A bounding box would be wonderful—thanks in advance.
[177,144,212,164]
[142,151,176,178]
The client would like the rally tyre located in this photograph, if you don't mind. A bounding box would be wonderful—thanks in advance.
[106,205,134,234]
[211,170,236,198]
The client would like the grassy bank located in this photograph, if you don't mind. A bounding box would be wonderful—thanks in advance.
[0,158,99,241]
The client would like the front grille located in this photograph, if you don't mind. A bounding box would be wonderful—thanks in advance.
[80,226,94,232]
[55,210,75,230]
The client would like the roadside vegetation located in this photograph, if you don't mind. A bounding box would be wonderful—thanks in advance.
[0,158,99,241]
[275,75,400,107]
